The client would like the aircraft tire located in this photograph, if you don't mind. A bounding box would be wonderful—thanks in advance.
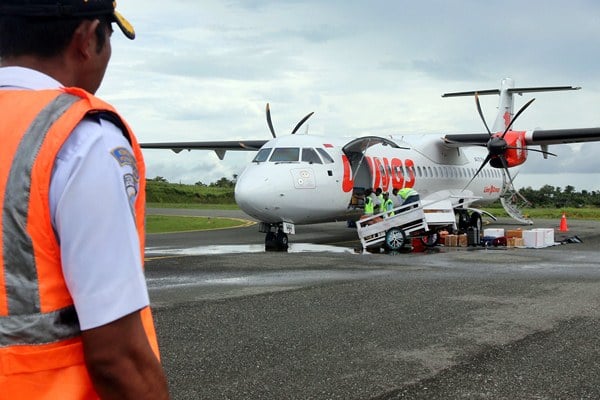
[385,227,406,251]
[469,212,483,231]
[276,231,289,251]
[456,210,470,232]
[265,232,278,251]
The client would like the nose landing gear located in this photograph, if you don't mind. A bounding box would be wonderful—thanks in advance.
[261,223,289,251]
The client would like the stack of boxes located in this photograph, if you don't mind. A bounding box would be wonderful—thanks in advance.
[522,228,555,248]
[443,232,468,247]
[439,227,556,249]
[505,229,524,248]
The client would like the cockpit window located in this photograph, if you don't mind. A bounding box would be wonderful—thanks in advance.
[301,148,322,164]
[316,148,335,164]
[252,148,272,162]
[269,147,300,162]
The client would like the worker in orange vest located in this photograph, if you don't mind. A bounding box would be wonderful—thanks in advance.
[0,1,169,399]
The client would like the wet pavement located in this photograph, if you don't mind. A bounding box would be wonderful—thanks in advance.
[144,210,600,399]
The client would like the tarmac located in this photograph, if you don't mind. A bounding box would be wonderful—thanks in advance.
[145,209,600,399]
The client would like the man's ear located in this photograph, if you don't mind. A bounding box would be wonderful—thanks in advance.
[72,19,101,60]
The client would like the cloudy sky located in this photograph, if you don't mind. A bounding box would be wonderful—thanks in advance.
[100,0,600,191]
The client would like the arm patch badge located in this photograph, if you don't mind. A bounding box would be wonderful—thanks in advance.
[111,147,139,181]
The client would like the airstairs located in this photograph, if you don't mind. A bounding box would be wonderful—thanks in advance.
[500,173,533,225]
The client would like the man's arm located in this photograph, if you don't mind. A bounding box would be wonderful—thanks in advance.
[81,310,170,400]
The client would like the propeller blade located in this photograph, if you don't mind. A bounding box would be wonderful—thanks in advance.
[498,155,516,188]
[502,98,535,138]
[475,92,492,136]
[505,146,557,157]
[266,103,276,138]
[291,111,315,135]
[463,153,492,191]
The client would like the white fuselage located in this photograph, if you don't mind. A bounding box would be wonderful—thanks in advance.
[234,134,506,224]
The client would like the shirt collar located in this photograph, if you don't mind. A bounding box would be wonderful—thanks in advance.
[0,66,63,90]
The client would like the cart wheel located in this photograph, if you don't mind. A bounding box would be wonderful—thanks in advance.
[421,233,438,247]
[385,227,406,251]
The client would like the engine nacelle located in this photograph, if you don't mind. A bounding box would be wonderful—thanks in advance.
[489,130,528,168]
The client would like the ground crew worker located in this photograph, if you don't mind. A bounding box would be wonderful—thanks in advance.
[374,187,384,213]
[0,1,170,399]
[398,187,420,206]
[383,191,395,217]
[363,188,375,215]
[391,187,402,207]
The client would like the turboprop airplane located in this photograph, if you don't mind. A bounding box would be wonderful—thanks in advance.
[141,78,600,250]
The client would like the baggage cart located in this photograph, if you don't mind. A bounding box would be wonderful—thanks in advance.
[355,198,456,252]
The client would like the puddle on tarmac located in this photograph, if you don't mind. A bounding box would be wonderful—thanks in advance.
[145,243,356,256]
[146,268,390,290]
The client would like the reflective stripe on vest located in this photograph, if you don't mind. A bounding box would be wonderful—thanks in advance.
[1,93,80,347]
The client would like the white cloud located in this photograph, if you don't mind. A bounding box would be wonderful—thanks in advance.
[103,0,600,189]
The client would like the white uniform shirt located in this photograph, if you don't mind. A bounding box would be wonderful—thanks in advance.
[0,67,149,330]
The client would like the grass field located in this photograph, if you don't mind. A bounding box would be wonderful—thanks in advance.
[145,205,600,234]
[481,207,600,220]
[146,214,253,234]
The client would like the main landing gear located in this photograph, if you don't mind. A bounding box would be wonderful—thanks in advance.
[455,209,483,233]
[260,222,289,251]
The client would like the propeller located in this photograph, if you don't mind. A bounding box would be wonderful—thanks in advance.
[265,103,314,138]
[463,93,556,191]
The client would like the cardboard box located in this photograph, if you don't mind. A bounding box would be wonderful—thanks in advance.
[483,228,504,238]
[507,237,526,247]
[506,229,523,238]
[444,234,458,247]
[458,234,468,247]
[523,230,545,248]
[533,228,554,247]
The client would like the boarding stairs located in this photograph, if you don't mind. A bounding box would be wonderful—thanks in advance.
[500,175,533,225]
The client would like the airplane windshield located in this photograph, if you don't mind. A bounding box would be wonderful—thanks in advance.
[270,148,300,162]
[253,148,272,162]
[301,148,322,164]
[317,148,334,163]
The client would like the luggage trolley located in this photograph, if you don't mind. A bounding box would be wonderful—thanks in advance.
[356,198,456,252]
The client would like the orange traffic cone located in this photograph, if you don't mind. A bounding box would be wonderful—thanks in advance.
[559,212,569,232]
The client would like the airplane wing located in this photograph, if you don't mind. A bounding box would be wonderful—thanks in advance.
[140,140,268,160]
[443,128,600,147]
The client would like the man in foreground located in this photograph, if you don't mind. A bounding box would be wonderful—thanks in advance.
[0,1,170,398]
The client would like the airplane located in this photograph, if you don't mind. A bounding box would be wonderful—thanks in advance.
[141,78,600,250]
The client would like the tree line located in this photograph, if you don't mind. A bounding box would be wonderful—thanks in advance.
[147,177,600,208]
[518,185,600,208]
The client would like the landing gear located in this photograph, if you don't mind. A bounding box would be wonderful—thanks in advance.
[455,209,483,233]
[261,223,289,251]
[469,212,482,232]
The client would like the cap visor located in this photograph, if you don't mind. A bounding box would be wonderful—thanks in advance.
[113,10,135,40]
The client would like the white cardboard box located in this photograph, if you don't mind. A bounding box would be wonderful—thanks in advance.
[522,230,545,248]
[533,228,554,247]
[483,228,504,238]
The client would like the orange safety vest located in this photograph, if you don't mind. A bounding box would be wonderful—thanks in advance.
[0,87,159,399]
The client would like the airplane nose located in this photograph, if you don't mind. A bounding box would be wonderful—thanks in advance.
[234,167,280,222]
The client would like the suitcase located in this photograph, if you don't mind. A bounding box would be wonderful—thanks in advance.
[467,227,480,246]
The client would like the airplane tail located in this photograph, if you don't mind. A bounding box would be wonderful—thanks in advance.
[442,78,581,132]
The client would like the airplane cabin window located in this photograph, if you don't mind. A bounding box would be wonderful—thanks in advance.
[270,147,300,162]
[317,148,335,163]
[253,148,272,162]
[302,148,323,164]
